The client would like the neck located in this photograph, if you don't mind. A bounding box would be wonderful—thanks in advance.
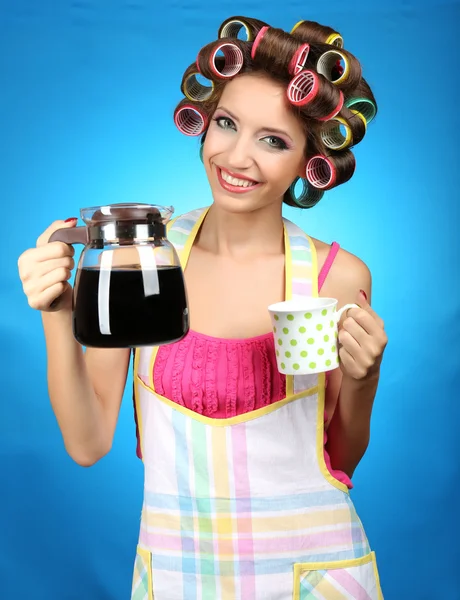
[198,202,285,259]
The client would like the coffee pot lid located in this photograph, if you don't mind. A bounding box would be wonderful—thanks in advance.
[81,203,174,225]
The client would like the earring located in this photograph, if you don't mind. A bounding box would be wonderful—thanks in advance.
[289,177,324,208]
[199,144,204,163]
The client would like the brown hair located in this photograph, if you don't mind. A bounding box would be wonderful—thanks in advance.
[174,16,377,208]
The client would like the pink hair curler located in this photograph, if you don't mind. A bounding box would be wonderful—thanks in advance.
[174,105,208,136]
[209,42,244,78]
[288,43,310,76]
[251,26,269,59]
[306,155,337,189]
[286,70,319,106]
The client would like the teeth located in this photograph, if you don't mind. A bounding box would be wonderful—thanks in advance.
[220,169,256,187]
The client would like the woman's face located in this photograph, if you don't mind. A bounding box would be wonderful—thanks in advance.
[202,73,307,214]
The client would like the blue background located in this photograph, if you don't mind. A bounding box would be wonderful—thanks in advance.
[1,0,458,598]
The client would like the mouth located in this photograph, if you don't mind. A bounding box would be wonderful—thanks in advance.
[215,166,262,194]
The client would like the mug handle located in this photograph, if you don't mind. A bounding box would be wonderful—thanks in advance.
[48,226,88,309]
[335,303,360,322]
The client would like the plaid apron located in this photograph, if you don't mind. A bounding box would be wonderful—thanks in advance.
[131,208,384,600]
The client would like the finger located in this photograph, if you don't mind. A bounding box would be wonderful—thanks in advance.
[342,310,379,337]
[341,316,368,346]
[338,345,357,373]
[36,218,78,248]
[338,328,362,358]
[36,241,75,262]
[37,256,75,277]
[32,266,73,295]
[339,345,370,380]
[18,245,74,283]
[29,282,68,310]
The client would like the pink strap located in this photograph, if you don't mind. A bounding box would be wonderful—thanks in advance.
[318,242,340,292]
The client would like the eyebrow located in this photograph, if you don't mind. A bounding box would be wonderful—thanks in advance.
[216,105,294,142]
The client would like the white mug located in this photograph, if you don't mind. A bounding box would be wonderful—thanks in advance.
[267,298,359,375]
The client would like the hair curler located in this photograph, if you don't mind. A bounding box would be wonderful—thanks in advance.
[288,43,310,76]
[174,105,208,136]
[219,18,253,41]
[287,70,319,106]
[345,97,376,124]
[316,49,350,85]
[306,155,337,189]
[321,117,353,150]
[209,42,244,78]
[325,32,344,47]
[183,73,214,102]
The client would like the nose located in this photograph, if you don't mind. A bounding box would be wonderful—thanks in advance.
[226,134,254,171]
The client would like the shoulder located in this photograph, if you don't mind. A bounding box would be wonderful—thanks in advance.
[311,236,372,303]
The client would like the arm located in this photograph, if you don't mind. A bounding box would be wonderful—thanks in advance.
[43,309,131,466]
[323,251,387,478]
[19,219,132,467]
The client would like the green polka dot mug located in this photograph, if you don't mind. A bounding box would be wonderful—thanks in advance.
[267,298,359,375]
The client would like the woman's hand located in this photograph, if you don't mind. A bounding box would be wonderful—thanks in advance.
[18,219,77,312]
[338,290,388,381]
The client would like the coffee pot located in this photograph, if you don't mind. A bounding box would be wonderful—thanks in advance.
[49,203,189,348]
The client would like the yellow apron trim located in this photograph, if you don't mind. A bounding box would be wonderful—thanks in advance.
[284,224,293,300]
[315,371,349,494]
[295,548,377,573]
[166,214,179,232]
[133,350,145,462]
[316,373,350,494]
[137,372,319,427]
[135,545,154,600]
[178,207,209,268]
[148,343,157,391]
[284,225,295,397]
[293,551,380,600]
[372,553,385,600]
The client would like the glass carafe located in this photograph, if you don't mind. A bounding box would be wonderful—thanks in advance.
[49,203,189,348]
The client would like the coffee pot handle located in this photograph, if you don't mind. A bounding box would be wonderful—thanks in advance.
[48,226,88,245]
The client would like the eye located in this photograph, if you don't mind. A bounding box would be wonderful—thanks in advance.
[263,135,288,150]
[214,116,235,130]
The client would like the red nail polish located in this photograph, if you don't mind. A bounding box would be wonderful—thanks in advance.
[360,289,368,301]
[65,217,78,223]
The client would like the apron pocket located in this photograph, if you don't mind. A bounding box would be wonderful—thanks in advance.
[293,551,383,599]
[131,545,154,600]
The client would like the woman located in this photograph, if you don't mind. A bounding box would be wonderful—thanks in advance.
[18,15,387,600]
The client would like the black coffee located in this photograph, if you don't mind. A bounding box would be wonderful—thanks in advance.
[73,266,189,348]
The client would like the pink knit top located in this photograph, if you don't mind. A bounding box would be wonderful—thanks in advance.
[138,241,352,488]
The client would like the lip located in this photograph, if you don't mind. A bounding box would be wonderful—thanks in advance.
[215,166,262,194]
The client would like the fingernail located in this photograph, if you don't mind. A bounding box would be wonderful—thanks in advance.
[360,289,368,301]
[65,217,78,223]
